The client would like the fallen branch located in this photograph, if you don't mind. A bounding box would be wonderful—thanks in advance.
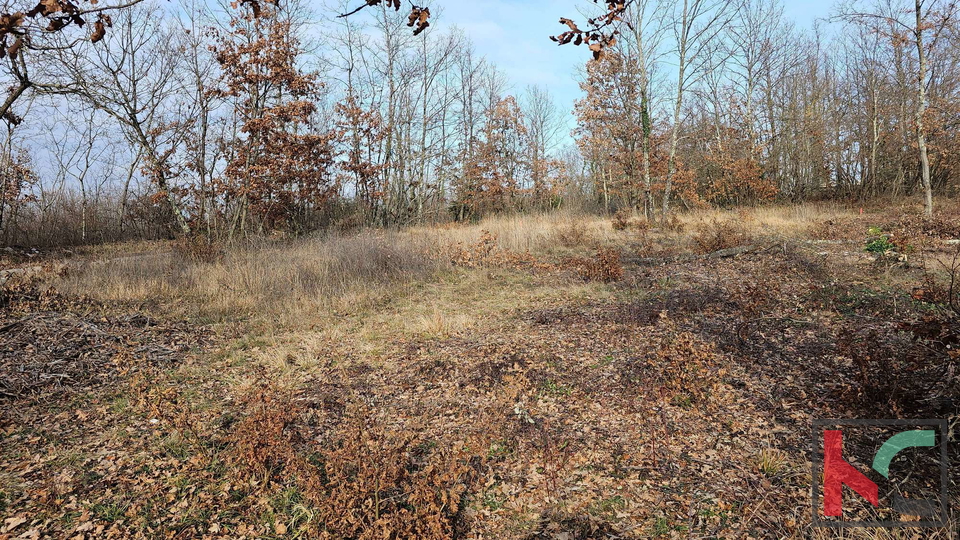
[624,243,776,265]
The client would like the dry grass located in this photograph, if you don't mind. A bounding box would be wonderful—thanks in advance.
[57,230,443,326]
[53,205,870,332]
[54,212,628,327]
[805,520,957,540]
[679,202,860,239]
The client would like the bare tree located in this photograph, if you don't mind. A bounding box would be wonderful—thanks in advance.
[838,0,959,216]
[50,2,193,234]
[661,0,734,218]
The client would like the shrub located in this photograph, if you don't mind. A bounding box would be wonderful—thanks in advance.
[229,383,301,480]
[612,210,651,234]
[303,410,481,540]
[691,220,751,254]
[576,247,623,283]
[663,215,685,233]
[611,210,631,231]
[228,389,485,539]
[172,235,225,264]
[451,230,499,267]
[553,222,595,248]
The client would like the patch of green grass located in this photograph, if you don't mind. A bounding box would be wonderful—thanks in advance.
[206,457,228,478]
[174,508,213,536]
[270,487,304,515]
[541,379,571,397]
[265,487,314,536]
[171,475,193,491]
[699,505,733,527]
[651,516,686,536]
[161,434,191,460]
[589,355,615,369]
[671,393,693,409]
[481,489,506,511]
[588,495,626,517]
[866,237,896,254]
[59,510,82,527]
[91,501,130,522]
[487,440,512,460]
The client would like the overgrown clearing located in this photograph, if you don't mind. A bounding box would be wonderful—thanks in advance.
[0,203,957,539]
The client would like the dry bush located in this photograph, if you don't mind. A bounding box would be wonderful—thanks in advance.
[172,235,224,264]
[662,214,685,233]
[611,209,651,234]
[648,324,721,406]
[834,321,956,415]
[611,209,631,231]
[0,276,86,314]
[228,387,483,540]
[230,383,302,480]
[450,230,499,267]
[691,220,753,254]
[524,512,618,540]
[574,247,623,283]
[304,410,481,540]
[890,212,960,241]
[632,218,651,234]
[553,221,596,248]
[808,218,860,241]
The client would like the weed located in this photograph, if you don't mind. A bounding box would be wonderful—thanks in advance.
[91,501,130,522]
[482,489,506,511]
[588,495,626,517]
[671,393,693,409]
[755,448,788,477]
[866,236,896,254]
[651,516,671,536]
[487,440,512,460]
[663,214,685,233]
[230,383,301,480]
[451,230,500,267]
[612,210,631,231]
[554,222,595,248]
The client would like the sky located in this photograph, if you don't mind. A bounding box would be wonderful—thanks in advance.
[431,0,838,147]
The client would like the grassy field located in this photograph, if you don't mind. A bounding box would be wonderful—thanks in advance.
[0,202,957,539]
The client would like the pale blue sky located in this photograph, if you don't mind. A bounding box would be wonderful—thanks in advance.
[432,0,838,145]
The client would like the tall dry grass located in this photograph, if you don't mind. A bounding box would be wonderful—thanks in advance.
[55,204,865,327]
[55,211,619,326]
[57,231,442,326]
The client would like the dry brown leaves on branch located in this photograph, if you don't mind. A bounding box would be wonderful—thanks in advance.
[449,230,557,272]
[228,383,484,539]
[573,246,623,283]
[550,0,632,59]
[0,0,117,51]
[341,0,431,35]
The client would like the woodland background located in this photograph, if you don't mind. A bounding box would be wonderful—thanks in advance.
[0,0,958,247]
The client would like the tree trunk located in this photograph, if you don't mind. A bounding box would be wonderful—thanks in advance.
[915,0,933,217]
[662,0,689,221]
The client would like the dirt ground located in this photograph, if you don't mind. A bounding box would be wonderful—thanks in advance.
[0,203,957,539]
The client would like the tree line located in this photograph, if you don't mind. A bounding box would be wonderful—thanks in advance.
[576,0,960,219]
[0,0,957,246]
